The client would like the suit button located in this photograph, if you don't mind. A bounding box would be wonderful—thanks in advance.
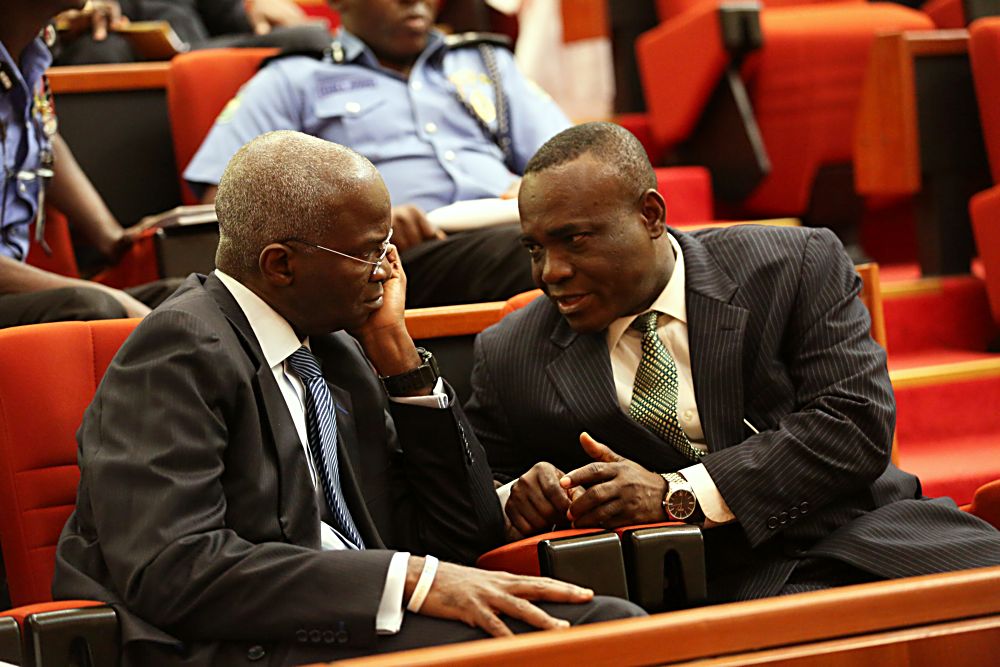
[789,507,799,520]
[766,516,779,529]
[336,630,350,644]
[247,645,266,661]
[800,502,809,515]
[309,629,322,643]
[295,630,308,643]
[778,511,789,525]
[322,630,336,644]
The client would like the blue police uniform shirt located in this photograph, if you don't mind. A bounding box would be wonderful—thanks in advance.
[0,37,52,261]
[184,29,571,211]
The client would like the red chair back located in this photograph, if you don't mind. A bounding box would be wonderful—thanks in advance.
[969,18,1000,328]
[971,17,1000,183]
[0,320,139,606]
[167,48,278,204]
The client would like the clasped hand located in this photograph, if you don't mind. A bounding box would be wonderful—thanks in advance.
[506,432,667,535]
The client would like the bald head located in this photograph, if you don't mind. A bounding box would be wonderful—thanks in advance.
[214,131,383,278]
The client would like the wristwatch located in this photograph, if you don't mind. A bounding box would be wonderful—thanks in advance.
[380,347,440,396]
[661,472,703,523]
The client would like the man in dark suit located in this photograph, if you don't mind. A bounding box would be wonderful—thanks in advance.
[466,122,1000,602]
[52,130,641,665]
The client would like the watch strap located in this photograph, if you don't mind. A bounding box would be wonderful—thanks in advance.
[380,347,440,396]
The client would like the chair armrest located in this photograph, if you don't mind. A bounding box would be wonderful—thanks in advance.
[1,601,119,667]
[476,528,604,576]
[619,524,707,611]
[0,615,20,665]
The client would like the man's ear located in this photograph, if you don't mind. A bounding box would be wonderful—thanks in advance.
[259,243,295,287]
[639,189,667,238]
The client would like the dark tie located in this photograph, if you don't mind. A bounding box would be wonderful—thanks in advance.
[628,311,703,462]
[286,346,365,549]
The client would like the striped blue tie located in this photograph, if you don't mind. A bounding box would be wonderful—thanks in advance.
[287,346,365,549]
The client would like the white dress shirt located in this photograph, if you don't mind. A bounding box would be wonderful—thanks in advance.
[216,270,448,633]
[497,235,735,526]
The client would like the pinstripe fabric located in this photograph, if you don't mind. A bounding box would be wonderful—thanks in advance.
[287,346,365,549]
[467,225,1000,602]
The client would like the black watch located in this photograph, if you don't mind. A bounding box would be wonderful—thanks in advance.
[661,472,703,523]
[380,347,440,396]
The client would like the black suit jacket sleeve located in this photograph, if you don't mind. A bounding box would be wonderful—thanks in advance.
[465,335,522,483]
[80,309,393,643]
[387,385,506,562]
[700,229,895,548]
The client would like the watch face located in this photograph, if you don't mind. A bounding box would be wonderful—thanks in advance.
[667,489,697,520]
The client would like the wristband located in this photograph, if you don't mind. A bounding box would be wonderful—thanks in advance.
[406,555,439,613]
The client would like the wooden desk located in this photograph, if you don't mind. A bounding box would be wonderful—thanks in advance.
[854,30,991,276]
[329,566,1000,667]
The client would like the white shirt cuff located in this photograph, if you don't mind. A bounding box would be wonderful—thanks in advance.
[679,463,736,525]
[388,377,449,409]
[375,552,411,634]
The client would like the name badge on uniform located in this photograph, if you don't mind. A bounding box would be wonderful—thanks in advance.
[448,70,496,125]
[316,76,376,98]
[0,62,14,93]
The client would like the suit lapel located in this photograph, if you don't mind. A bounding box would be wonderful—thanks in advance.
[676,232,750,451]
[205,273,321,546]
[545,316,694,470]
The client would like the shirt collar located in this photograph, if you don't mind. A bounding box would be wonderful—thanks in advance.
[0,37,53,96]
[606,233,687,352]
[215,270,306,369]
[335,28,445,70]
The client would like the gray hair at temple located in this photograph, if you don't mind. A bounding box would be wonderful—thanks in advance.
[214,130,378,277]
[523,121,657,200]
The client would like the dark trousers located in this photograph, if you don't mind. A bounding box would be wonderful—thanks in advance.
[0,279,182,330]
[401,224,536,308]
[123,597,645,666]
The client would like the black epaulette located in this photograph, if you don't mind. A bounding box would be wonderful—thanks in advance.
[259,46,328,70]
[444,32,512,51]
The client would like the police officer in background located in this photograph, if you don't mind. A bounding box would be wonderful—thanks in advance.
[0,0,179,330]
[185,0,572,307]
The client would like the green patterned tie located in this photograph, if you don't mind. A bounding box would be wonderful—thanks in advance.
[628,311,703,461]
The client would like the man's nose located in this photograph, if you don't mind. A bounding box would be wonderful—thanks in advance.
[541,252,573,284]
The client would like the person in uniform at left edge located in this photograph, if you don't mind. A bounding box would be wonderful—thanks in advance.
[185,0,572,308]
[0,0,179,333]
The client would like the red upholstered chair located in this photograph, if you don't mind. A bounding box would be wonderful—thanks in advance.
[961,479,1000,529]
[25,208,160,289]
[167,48,279,204]
[969,17,1000,342]
[636,1,934,217]
[0,319,140,665]
[293,0,341,29]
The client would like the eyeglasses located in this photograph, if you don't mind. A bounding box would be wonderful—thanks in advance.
[285,228,393,278]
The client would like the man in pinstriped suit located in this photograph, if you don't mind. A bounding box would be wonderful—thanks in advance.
[465,122,1000,602]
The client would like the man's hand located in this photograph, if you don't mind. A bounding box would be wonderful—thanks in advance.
[411,558,594,637]
[560,433,667,528]
[506,462,577,537]
[55,1,128,41]
[351,244,406,339]
[243,0,309,35]
[391,205,446,252]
